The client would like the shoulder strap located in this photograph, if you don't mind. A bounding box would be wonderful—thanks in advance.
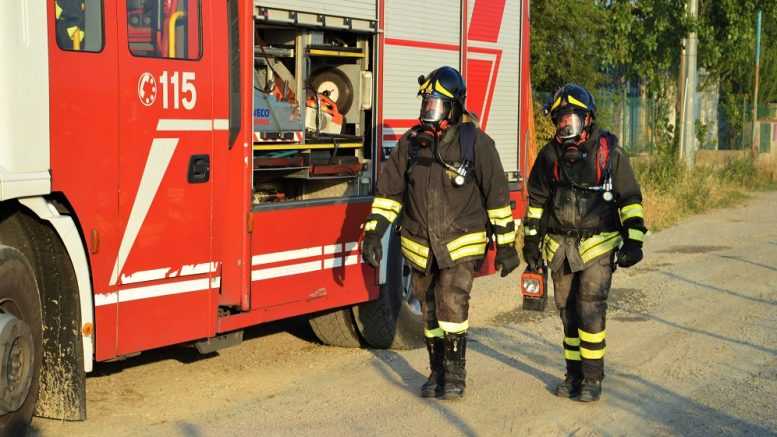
[596,133,614,184]
[459,122,476,164]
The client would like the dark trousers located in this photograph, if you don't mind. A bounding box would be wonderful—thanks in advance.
[412,259,476,336]
[552,253,613,380]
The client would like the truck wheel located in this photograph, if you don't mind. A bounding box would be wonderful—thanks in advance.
[0,246,42,436]
[354,232,424,350]
[308,307,362,348]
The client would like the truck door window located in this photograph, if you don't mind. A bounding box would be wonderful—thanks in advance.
[54,0,103,52]
[127,0,202,60]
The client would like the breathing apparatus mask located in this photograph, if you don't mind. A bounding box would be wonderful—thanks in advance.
[554,109,590,162]
[415,92,470,187]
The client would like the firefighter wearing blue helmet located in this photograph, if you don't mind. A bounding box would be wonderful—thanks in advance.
[524,84,646,401]
[362,66,519,400]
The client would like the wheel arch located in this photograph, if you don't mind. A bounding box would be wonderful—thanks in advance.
[15,196,94,374]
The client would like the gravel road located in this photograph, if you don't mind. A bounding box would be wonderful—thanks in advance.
[32,192,777,436]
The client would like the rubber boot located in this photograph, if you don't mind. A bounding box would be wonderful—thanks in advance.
[441,332,467,400]
[578,379,602,402]
[420,337,444,398]
[555,360,582,398]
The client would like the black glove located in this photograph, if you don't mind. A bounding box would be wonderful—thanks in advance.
[522,237,542,272]
[495,245,520,277]
[617,240,643,268]
[362,232,382,268]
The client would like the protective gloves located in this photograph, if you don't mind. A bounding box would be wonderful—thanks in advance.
[495,244,521,277]
[362,232,382,268]
[522,236,542,272]
[617,240,643,268]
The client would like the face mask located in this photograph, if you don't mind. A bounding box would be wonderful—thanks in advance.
[419,94,451,124]
[555,112,584,140]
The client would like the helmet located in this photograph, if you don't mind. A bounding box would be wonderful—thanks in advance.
[545,83,596,121]
[545,84,596,142]
[417,66,466,124]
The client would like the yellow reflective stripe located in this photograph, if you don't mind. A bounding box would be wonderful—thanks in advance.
[527,206,544,220]
[424,328,444,338]
[439,320,469,334]
[447,232,488,252]
[620,203,644,221]
[580,347,606,360]
[496,231,516,246]
[543,235,560,262]
[373,197,402,214]
[56,2,63,19]
[524,227,538,236]
[490,217,514,227]
[434,80,454,98]
[401,236,429,257]
[550,96,562,111]
[450,244,487,261]
[564,337,580,347]
[567,95,589,110]
[564,350,581,361]
[579,231,621,263]
[578,329,606,343]
[628,228,645,242]
[371,208,398,223]
[364,220,378,232]
[419,78,431,93]
[488,206,512,220]
[401,247,428,270]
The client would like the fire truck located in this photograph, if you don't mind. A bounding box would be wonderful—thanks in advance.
[0,0,532,430]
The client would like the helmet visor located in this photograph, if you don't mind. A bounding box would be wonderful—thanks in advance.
[555,112,585,140]
[419,94,450,123]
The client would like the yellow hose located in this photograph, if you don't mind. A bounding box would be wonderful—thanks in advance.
[168,11,185,58]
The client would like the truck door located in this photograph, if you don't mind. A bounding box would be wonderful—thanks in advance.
[114,0,216,354]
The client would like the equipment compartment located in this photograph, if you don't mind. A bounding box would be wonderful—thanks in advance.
[252,15,375,205]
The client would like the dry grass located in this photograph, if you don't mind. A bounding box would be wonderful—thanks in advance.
[634,155,775,231]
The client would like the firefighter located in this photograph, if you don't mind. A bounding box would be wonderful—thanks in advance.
[55,0,86,50]
[361,66,520,400]
[523,84,646,402]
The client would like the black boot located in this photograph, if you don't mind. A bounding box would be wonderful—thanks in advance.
[420,337,444,398]
[555,360,582,398]
[441,332,467,400]
[578,379,602,402]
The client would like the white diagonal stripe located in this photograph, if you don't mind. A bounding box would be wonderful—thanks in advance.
[324,257,343,269]
[324,244,343,255]
[121,267,170,285]
[213,119,229,130]
[110,138,179,285]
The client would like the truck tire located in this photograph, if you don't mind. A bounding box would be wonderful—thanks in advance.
[353,232,424,350]
[0,205,86,421]
[0,246,42,437]
[308,307,362,348]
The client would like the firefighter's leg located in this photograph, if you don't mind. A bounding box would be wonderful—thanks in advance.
[551,261,583,398]
[576,254,614,402]
[435,261,476,400]
[411,267,444,398]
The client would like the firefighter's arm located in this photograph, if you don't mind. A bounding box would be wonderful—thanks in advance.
[612,146,646,267]
[612,147,646,245]
[475,133,520,276]
[475,134,516,248]
[524,147,552,241]
[523,147,552,271]
[363,136,409,237]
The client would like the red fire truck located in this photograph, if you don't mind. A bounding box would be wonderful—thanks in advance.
[0,0,532,430]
